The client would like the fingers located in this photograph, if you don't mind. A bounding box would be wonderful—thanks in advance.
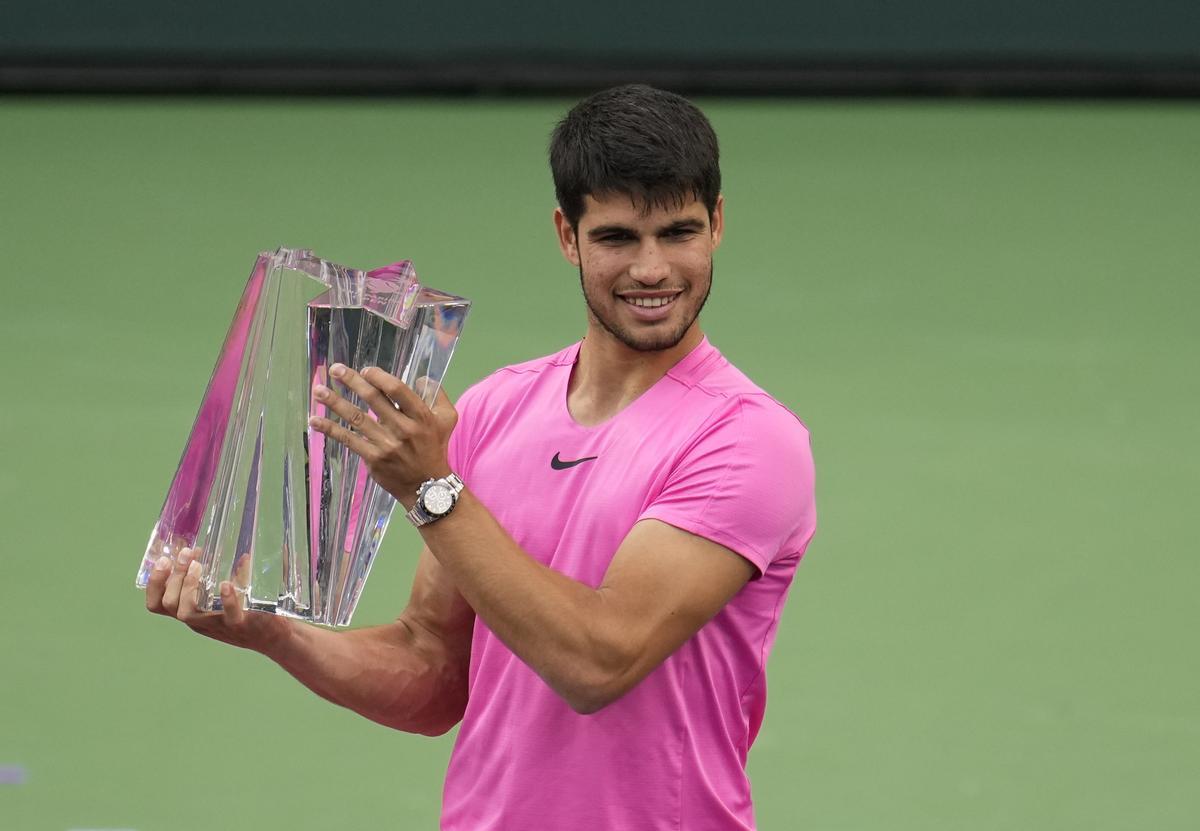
[175,557,204,618]
[311,364,433,456]
[145,547,261,644]
[144,555,173,613]
[149,547,224,628]
[308,413,376,458]
[219,581,245,627]
[157,548,195,616]
[355,365,429,419]
[313,380,388,442]
[335,364,414,424]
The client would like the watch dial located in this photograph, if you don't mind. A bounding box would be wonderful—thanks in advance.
[423,484,455,515]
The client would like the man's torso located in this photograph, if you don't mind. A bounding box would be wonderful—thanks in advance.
[440,338,816,831]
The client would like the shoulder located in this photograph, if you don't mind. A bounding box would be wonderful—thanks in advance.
[675,393,813,488]
[644,349,816,571]
[656,344,815,502]
[676,344,812,457]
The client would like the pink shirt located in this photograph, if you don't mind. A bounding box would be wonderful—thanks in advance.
[441,337,816,830]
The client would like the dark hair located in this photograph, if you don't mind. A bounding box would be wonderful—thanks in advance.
[550,84,721,228]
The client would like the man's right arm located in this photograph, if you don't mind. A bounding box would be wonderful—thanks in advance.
[145,545,474,737]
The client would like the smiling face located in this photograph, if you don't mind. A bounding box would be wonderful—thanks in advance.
[555,192,724,354]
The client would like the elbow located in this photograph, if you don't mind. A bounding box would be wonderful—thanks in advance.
[377,664,469,735]
[556,658,638,715]
[567,695,619,716]
[412,713,463,737]
[381,696,466,736]
[553,618,649,715]
[563,689,611,716]
[564,686,622,716]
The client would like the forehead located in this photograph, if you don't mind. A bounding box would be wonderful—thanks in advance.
[578,192,709,228]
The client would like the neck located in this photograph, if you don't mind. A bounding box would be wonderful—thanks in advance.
[566,321,704,427]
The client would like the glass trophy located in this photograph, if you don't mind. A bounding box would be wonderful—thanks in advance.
[137,247,470,626]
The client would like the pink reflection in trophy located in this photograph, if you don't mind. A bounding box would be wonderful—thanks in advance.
[139,248,469,626]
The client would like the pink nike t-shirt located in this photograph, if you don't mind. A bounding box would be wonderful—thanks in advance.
[440,337,816,830]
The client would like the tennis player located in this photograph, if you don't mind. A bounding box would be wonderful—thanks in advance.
[146,84,816,830]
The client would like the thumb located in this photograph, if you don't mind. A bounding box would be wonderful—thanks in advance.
[432,382,454,412]
[219,581,245,626]
[431,384,458,431]
[415,377,454,411]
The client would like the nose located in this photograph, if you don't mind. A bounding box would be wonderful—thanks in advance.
[628,240,669,285]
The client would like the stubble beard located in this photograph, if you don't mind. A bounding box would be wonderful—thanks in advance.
[578,262,713,353]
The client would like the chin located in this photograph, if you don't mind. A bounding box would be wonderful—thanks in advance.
[583,283,708,354]
[603,317,695,353]
[625,329,691,352]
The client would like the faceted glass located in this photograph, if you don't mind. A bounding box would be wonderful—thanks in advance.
[137,247,470,626]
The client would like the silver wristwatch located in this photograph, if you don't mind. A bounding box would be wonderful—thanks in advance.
[406,473,465,527]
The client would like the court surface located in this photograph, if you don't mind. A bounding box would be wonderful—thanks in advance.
[1,97,1197,830]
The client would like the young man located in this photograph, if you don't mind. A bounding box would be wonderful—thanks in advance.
[146,84,816,830]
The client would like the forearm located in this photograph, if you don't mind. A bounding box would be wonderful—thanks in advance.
[414,491,632,712]
[263,617,469,735]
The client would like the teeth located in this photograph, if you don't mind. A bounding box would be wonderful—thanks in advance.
[624,296,675,308]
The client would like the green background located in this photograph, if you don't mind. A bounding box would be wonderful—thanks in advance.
[1,98,1197,829]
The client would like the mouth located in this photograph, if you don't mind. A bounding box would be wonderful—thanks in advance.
[616,291,683,320]
[618,290,682,307]
[622,296,675,309]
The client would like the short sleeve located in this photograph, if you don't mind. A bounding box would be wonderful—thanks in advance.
[639,396,816,575]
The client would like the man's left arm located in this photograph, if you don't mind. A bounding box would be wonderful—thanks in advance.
[311,363,795,714]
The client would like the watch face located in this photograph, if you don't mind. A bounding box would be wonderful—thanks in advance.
[422,483,455,516]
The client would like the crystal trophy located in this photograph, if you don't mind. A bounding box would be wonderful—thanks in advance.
[137,247,470,626]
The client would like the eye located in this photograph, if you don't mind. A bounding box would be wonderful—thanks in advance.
[597,232,635,244]
[663,226,699,240]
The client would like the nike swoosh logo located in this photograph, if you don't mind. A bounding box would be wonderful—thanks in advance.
[551,452,599,470]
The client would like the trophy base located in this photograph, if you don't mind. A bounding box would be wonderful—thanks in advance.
[211,595,315,622]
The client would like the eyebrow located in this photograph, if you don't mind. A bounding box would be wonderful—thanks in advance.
[586,219,706,240]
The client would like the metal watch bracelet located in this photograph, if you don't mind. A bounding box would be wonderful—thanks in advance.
[405,473,464,527]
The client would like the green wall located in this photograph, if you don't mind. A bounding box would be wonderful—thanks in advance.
[5,0,1199,62]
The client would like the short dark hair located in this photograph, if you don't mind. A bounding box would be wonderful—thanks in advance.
[550,84,721,228]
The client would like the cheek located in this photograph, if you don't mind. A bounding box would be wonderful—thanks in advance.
[679,251,713,279]
[581,252,623,282]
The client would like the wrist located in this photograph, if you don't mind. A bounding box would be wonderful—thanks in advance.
[396,465,454,509]
[406,472,465,528]
[259,613,301,663]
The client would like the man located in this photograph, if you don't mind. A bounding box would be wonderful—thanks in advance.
[146,84,816,830]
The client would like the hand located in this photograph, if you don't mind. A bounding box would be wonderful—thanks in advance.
[308,364,458,506]
[144,547,291,652]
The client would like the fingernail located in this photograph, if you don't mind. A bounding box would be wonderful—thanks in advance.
[154,556,170,571]
[330,363,346,378]
[361,366,375,376]
[220,582,234,596]
[187,560,201,575]
[177,550,193,566]
[314,384,329,399]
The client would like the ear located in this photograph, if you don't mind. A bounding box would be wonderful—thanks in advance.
[553,207,581,267]
[709,194,725,252]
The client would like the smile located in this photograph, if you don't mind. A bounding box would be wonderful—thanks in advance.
[619,293,680,308]
[624,296,674,308]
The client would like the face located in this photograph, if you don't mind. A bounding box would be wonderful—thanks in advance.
[555,193,724,353]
